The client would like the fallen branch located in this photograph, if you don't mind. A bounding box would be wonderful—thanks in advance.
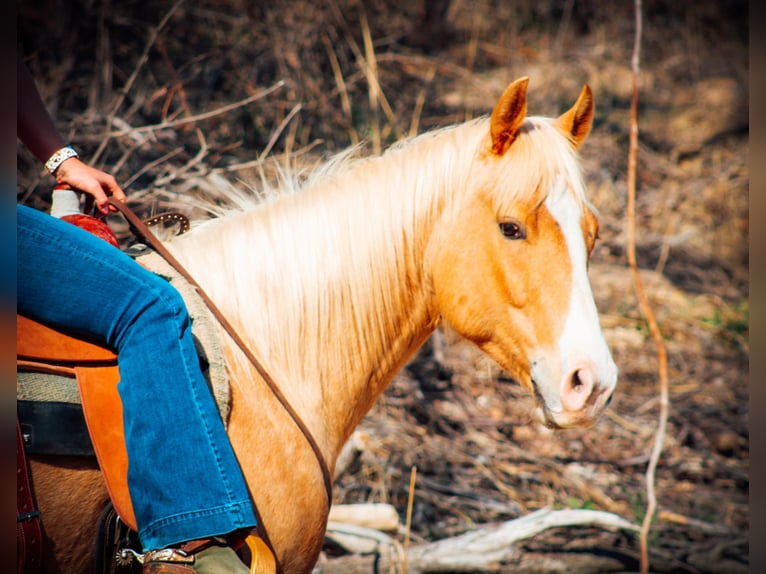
[328,503,400,532]
[317,507,638,573]
[324,521,402,557]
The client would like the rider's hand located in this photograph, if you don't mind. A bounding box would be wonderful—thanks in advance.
[54,157,126,214]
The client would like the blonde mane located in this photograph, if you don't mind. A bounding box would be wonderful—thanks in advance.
[169,114,589,425]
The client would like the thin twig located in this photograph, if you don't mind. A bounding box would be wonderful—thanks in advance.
[90,0,186,165]
[408,67,436,138]
[80,82,285,140]
[154,127,209,187]
[360,9,381,155]
[156,36,193,122]
[111,138,150,177]
[323,32,359,146]
[403,465,417,573]
[626,2,671,573]
[121,147,184,189]
[258,103,302,162]
[328,0,401,147]
[209,140,323,175]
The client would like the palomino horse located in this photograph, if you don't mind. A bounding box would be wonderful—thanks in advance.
[26,77,617,573]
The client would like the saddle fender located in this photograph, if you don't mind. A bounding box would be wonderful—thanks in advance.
[17,314,137,530]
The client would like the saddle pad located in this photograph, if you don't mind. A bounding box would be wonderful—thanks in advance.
[136,250,231,421]
[17,371,81,405]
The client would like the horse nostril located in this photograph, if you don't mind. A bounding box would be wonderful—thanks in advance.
[561,366,595,412]
[571,369,584,391]
[572,367,594,394]
[605,390,614,408]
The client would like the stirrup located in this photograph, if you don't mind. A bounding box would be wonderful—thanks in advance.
[244,534,276,574]
[118,534,275,573]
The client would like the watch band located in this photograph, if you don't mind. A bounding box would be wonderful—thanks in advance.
[44,145,79,174]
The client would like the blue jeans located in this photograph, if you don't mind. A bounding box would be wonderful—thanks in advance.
[17,205,256,550]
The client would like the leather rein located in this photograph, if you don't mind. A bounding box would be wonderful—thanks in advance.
[105,198,334,509]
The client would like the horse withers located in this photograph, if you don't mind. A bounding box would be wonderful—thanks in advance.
[19,76,617,573]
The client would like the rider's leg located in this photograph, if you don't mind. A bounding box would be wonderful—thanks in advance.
[17,205,256,563]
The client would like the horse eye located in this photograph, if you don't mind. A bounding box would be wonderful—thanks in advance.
[499,221,525,240]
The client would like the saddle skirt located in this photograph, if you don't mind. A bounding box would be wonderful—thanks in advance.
[16,249,232,532]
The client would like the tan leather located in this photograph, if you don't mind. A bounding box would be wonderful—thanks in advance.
[75,363,136,529]
[17,316,276,570]
[245,535,276,574]
[17,314,117,363]
[17,314,137,531]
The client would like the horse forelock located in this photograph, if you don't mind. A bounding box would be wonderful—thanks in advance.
[484,116,591,216]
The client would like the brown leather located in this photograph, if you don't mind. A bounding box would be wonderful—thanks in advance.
[17,314,117,363]
[143,212,191,235]
[17,418,43,574]
[75,363,137,529]
[141,536,252,573]
[245,534,276,574]
[17,206,284,571]
[16,315,137,531]
[18,200,322,574]
[159,530,249,557]
[141,563,195,573]
[177,537,221,555]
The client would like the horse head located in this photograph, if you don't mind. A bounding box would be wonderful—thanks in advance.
[427,77,617,429]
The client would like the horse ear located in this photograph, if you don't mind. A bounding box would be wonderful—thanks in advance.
[555,84,594,148]
[490,77,529,156]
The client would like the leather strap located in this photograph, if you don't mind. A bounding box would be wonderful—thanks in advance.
[143,212,190,235]
[17,418,43,574]
[75,363,137,528]
[105,198,334,510]
[245,534,277,574]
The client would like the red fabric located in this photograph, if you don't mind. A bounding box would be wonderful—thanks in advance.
[60,214,120,248]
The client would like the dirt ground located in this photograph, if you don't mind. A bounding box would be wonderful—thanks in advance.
[18,1,748,572]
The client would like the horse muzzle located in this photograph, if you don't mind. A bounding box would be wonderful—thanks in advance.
[534,361,618,429]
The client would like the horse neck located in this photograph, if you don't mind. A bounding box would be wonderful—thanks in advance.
[173,122,485,464]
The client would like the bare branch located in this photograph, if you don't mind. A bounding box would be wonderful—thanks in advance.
[77,82,286,142]
[625,2,671,573]
[90,0,186,165]
[318,508,638,573]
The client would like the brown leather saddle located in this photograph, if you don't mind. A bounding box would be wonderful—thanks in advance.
[17,313,137,528]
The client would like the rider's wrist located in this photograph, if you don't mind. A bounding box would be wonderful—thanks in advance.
[44,145,79,175]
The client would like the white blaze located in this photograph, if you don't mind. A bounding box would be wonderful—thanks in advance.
[533,178,618,414]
